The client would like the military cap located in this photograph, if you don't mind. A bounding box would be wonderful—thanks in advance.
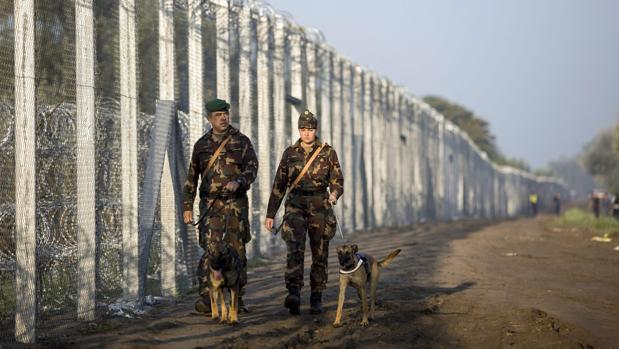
[298,109,318,129]
[205,98,230,113]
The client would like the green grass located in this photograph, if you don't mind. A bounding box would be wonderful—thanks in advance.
[0,273,15,321]
[552,208,619,237]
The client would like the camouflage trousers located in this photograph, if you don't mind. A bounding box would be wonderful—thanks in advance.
[281,193,337,292]
[196,194,250,297]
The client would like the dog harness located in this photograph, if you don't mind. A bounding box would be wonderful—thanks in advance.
[339,259,363,274]
[339,253,371,277]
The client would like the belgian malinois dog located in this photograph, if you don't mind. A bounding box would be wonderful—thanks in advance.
[333,244,401,327]
[206,239,243,326]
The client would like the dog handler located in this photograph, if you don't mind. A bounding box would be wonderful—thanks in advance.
[264,110,343,315]
[183,98,258,314]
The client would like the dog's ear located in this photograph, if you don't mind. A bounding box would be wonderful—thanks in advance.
[336,245,343,254]
[352,244,358,254]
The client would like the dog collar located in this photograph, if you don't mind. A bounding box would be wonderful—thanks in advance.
[339,259,364,274]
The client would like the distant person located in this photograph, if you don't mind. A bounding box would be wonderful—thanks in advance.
[590,192,601,218]
[552,193,561,216]
[529,193,538,216]
[601,192,610,216]
[612,193,619,220]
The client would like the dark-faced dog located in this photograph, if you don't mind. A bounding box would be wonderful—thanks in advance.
[206,239,242,325]
[334,244,401,327]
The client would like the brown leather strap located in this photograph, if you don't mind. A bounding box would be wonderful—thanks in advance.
[290,143,326,191]
[273,143,327,236]
[206,136,232,173]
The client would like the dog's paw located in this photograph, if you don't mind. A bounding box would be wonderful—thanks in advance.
[332,322,343,328]
[211,315,219,321]
[229,320,239,327]
[360,319,369,327]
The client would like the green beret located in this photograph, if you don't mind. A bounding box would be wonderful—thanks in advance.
[298,109,318,129]
[205,98,230,113]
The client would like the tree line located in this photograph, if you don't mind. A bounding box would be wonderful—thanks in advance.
[582,119,619,194]
[423,95,532,171]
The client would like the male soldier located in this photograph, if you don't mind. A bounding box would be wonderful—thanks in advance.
[264,110,343,315]
[183,98,258,314]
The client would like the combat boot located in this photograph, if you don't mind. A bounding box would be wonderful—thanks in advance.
[309,291,323,314]
[238,296,250,313]
[284,287,301,315]
[194,296,211,315]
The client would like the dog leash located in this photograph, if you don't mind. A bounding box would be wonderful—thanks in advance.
[324,185,343,240]
[203,198,232,246]
[190,135,233,226]
[191,191,222,227]
[328,200,345,240]
[222,198,232,240]
[191,187,235,227]
[273,212,291,236]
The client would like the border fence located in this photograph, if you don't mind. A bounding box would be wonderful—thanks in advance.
[0,0,568,343]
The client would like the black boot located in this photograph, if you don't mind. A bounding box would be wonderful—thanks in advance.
[285,287,301,315]
[238,296,250,313]
[309,291,323,314]
[194,296,211,315]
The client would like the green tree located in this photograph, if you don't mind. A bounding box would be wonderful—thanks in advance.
[94,0,118,99]
[548,155,597,200]
[582,126,619,193]
[501,157,531,172]
[423,95,530,171]
[533,167,555,177]
[34,0,75,104]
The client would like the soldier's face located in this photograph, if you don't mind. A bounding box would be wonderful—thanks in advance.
[208,111,230,132]
[299,128,316,144]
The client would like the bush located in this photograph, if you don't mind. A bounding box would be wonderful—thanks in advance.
[553,208,619,237]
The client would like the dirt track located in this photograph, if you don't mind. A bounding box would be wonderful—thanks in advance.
[41,216,619,348]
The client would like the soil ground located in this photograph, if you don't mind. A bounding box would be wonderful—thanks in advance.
[11,216,619,348]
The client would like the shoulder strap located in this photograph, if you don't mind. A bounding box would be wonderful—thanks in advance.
[290,143,326,191]
[206,136,232,173]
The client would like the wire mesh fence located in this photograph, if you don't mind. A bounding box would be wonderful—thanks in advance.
[0,0,569,343]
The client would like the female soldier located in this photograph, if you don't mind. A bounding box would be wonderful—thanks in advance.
[264,110,343,315]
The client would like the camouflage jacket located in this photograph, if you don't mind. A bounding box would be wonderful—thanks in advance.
[183,126,258,211]
[266,138,343,218]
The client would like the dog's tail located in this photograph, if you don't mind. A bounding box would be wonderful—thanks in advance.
[377,249,401,268]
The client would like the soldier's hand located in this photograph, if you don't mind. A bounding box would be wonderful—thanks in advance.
[224,180,240,192]
[183,210,193,224]
[264,218,274,232]
[328,191,338,206]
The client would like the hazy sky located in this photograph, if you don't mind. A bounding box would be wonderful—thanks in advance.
[267,0,619,168]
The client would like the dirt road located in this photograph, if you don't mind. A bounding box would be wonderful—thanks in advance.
[45,216,619,348]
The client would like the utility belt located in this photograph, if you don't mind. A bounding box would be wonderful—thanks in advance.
[289,188,327,197]
[200,190,247,200]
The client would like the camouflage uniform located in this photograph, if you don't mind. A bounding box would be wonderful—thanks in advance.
[266,112,344,296]
[183,125,258,300]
